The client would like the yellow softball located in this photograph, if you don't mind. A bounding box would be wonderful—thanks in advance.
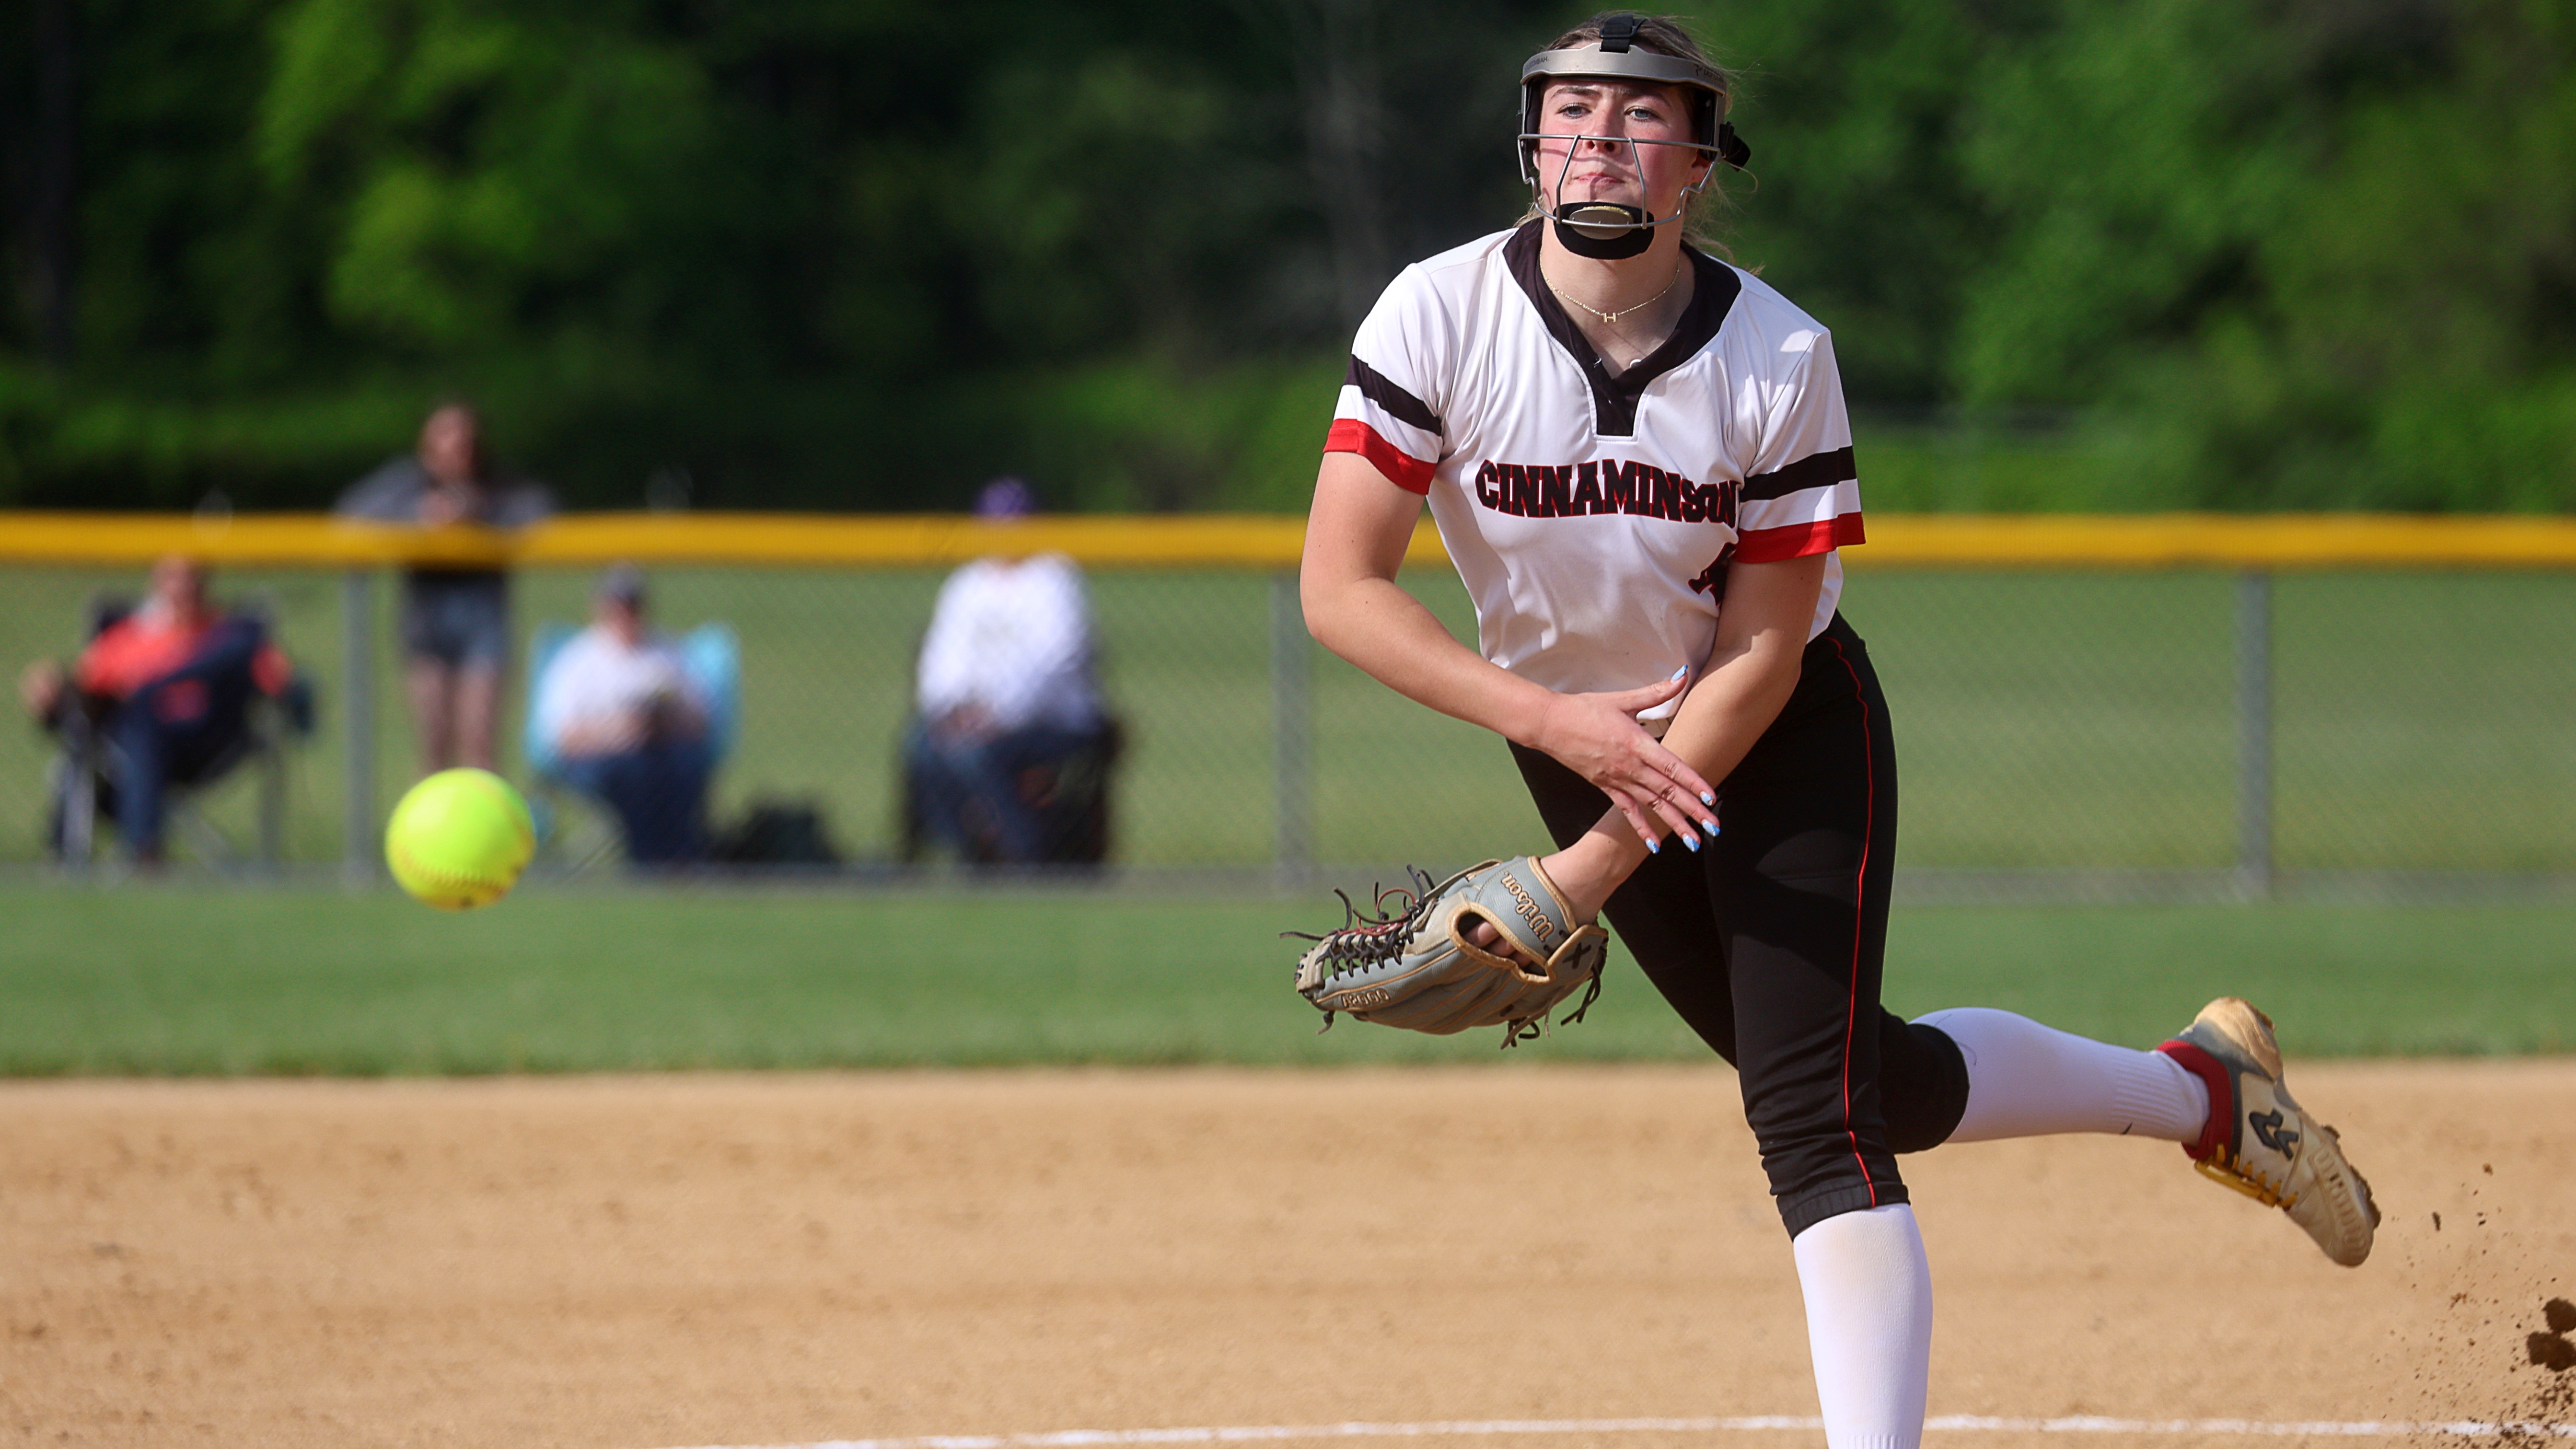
[384,768,535,910]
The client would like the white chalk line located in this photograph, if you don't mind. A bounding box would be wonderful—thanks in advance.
[655,1412,2576,1449]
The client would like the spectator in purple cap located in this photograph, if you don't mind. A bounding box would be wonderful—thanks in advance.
[902,478,1120,866]
[974,475,1038,520]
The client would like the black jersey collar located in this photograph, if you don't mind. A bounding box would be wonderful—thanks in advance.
[1504,219,1741,439]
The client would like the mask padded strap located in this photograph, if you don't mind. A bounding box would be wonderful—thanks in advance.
[1718,121,1751,169]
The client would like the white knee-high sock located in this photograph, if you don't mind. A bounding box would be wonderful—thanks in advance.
[1914,1007,2210,1145]
[1790,1203,1932,1449]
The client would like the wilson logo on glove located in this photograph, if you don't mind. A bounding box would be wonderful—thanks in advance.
[1285,857,1610,1048]
[1501,874,1556,942]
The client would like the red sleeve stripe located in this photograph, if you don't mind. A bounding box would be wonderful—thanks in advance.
[1735,512,1865,563]
[1323,417,1436,495]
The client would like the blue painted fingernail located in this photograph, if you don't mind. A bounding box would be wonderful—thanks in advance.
[1682,831,1700,852]
[1702,818,1719,836]
[1669,666,1688,681]
[1699,790,1715,806]
[1645,837,1660,854]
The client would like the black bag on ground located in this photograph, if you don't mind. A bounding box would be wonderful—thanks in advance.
[710,799,843,866]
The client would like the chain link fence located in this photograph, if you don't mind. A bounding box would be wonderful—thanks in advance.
[3,522,2570,897]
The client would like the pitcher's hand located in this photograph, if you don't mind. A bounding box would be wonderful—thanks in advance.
[1530,669,1719,851]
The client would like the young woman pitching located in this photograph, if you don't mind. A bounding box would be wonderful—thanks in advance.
[1295,14,2378,1448]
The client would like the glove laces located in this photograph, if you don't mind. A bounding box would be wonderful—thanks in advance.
[1284,869,1442,1033]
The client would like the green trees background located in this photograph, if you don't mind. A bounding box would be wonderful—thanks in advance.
[3,0,2570,512]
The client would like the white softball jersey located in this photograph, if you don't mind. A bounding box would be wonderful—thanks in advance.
[1325,220,1863,721]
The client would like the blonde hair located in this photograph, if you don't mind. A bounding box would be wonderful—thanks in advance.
[1516,12,1739,249]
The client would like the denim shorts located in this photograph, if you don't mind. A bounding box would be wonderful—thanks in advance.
[400,570,511,669]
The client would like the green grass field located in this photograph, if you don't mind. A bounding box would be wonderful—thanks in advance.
[5,552,2570,1080]
[4,882,2570,1076]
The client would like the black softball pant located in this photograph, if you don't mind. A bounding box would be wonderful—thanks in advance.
[1512,613,1968,1238]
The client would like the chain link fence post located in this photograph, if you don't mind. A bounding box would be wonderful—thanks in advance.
[1270,569,1312,888]
[2236,568,2274,900]
[342,567,376,883]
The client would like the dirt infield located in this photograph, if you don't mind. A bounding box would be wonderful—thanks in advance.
[4,1063,2572,1449]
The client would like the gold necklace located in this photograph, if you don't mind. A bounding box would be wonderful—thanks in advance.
[1550,261,1683,325]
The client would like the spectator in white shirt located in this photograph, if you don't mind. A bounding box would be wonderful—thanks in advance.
[904,478,1116,864]
[533,564,713,864]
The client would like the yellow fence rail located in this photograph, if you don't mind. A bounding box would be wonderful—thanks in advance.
[4,511,2576,569]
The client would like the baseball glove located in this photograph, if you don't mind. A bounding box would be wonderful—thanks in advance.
[1288,857,1611,1048]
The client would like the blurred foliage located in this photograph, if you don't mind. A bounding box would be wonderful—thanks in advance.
[1950,0,2576,509]
[0,0,2571,511]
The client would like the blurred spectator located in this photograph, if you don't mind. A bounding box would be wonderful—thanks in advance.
[18,555,304,863]
[532,565,714,866]
[337,401,553,777]
[902,478,1120,866]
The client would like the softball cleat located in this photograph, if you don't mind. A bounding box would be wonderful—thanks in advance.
[2158,997,2380,1267]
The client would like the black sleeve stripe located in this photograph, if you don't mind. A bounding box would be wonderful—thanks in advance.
[1742,445,1856,502]
[1345,354,1444,438]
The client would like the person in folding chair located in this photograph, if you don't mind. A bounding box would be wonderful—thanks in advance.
[17,555,305,865]
[900,477,1121,868]
[528,564,717,867]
